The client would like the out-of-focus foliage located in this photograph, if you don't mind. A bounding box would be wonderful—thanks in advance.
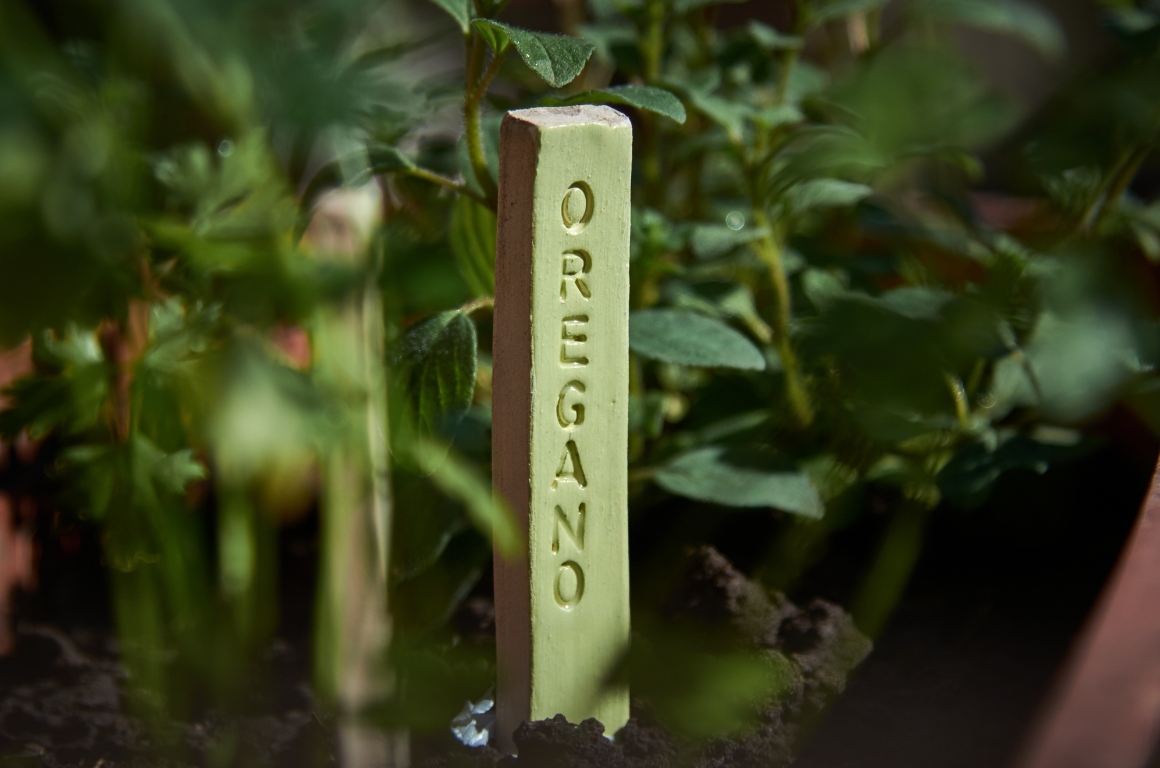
[3,0,1160,756]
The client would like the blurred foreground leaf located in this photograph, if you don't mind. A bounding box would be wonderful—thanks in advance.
[450,197,497,297]
[414,436,521,557]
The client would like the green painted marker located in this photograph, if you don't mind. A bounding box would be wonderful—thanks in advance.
[492,106,632,749]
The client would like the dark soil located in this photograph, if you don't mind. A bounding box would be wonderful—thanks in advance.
[1,546,867,768]
[2,423,1154,767]
[412,545,871,768]
[0,624,331,768]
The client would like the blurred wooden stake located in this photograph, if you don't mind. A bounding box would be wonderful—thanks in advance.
[306,183,407,768]
[1016,452,1160,768]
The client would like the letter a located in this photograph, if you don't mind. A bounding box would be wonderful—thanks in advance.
[552,440,588,489]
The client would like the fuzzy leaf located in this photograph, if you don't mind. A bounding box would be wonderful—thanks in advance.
[471,20,595,88]
[398,310,478,439]
[449,196,496,297]
[630,309,766,370]
[656,446,824,517]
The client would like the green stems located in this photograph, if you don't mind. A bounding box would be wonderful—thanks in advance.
[406,166,489,207]
[464,33,503,208]
[752,209,814,427]
[642,0,664,84]
[774,48,798,107]
[1081,142,1154,235]
[850,499,931,639]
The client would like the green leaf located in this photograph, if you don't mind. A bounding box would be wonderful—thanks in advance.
[785,178,873,215]
[747,21,803,50]
[414,436,521,557]
[801,268,846,311]
[397,310,478,439]
[549,84,686,123]
[630,309,766,370]
[915,0,1065,60]
[369,144,416,174]
[672,71,753,140]
[449,196,496,297]
[655,446,824,517]
[471,20,595,88]
[754,104,805,129]
[689,224,767,260]
[151,447,208,496]
[939,429,1088,507]
[425,0,471,33]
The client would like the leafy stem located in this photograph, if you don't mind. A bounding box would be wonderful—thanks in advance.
[642,0,664,83]
[405,166,489,207]
[458,295,495,315]
[464,31,504,208]
[1083,143,1152,234]
[774,49,798,107]
[752,208,813,427]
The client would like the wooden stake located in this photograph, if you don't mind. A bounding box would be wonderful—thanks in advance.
[492,106,632,747]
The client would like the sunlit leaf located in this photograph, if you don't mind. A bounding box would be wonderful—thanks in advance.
[471,20,595,88]
[549,84,686,123]
[630,309,766,370]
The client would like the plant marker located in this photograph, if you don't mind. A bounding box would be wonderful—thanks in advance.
[492,105,632,748]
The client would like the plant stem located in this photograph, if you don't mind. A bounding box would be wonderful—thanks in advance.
[1081,143,1153,234]
[642,0,664,84]
[774,1,805,106]
[464,32,501,208]
[1096,145,1151,230]
[945,373,969,429]
[458,295,495,315]
[752,208,813,427]
[405,166,489,207]
[850,499,931,639]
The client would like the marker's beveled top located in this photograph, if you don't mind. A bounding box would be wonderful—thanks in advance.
[505,105,630,130]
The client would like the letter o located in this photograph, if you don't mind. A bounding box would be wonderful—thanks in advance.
[556,380,586,428]
[554,560,585,610]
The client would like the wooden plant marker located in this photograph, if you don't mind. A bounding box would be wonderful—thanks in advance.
[492,105,632,748]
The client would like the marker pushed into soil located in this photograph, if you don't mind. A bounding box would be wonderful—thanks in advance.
[491,105,633,749]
